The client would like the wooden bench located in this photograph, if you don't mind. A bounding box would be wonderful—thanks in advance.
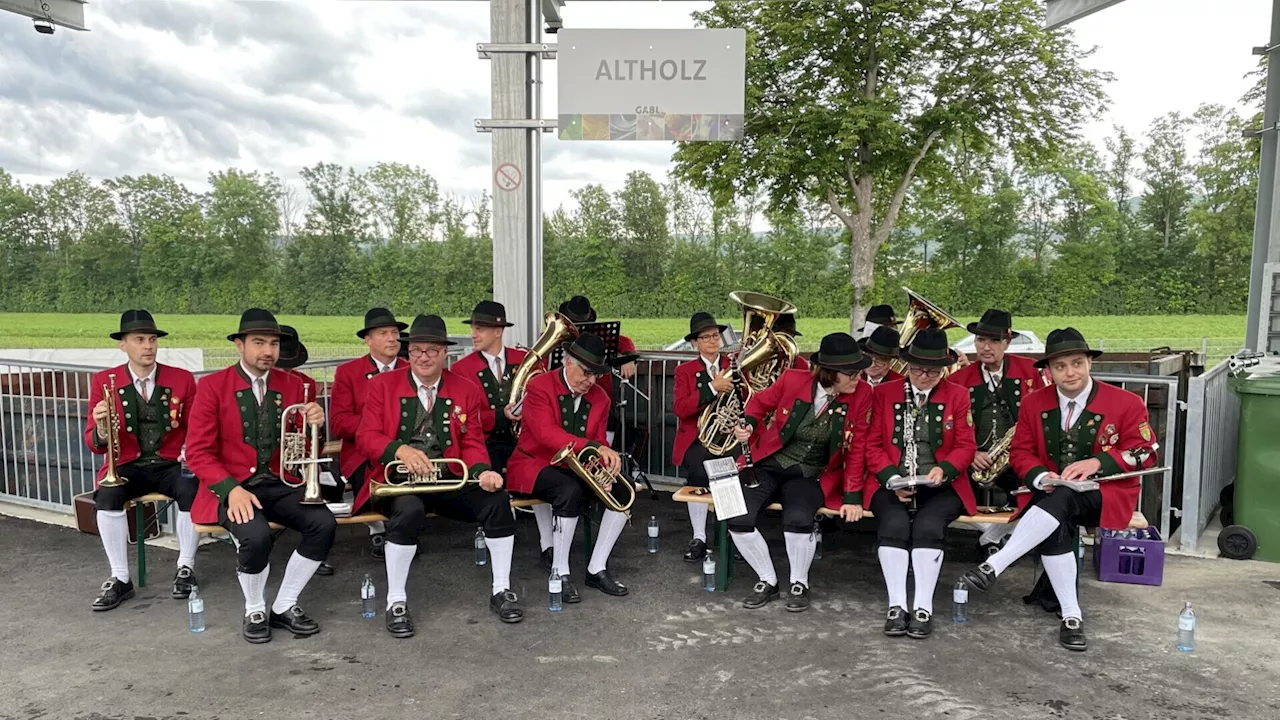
[672,486,1148,591]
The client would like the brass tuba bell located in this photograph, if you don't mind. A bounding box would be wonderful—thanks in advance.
[507,311,578,436]
[889,287,963,376]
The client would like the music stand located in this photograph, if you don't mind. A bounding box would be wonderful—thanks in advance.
[548,320,622,369]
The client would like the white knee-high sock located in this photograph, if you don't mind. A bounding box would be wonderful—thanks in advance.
[784,532,817,586]
[910,548,945,614]
[979,522,1015,546]
[271,551,321,614]
[487,535,514,595]
[367,520,385,535]
[1042,552,1082,620]
[176,511,198,569]
[730,530,777,585]
[687,503,709,542]
[552,515,578,576]
[384,542,415,607]
[587,510,628,574]
[987,506,1062,575]
[534,504,554,551]
[97,510,130,583]
[878,547,909,609]
[238,565,269,614]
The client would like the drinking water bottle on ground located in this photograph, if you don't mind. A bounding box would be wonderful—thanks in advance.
[647,516,659,553]
[188,585,205,633]
[1177,601,1195,652]
[361,574,376,619]
[702,554,716,591]
[952,580,969,623]
[474,528,488,566]
[548,571,563,612]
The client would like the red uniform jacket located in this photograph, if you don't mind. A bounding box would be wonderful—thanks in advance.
[671,354,732,465]
[329,354,406,479]
[1010,381,1158,530]
[186,365,314,524]
[354,367,493,511]
[506,370,610,495]
[741,369,874,511]
[949,354,1050,443]
[857,378,978,514]
[595,334,637,403]
[450,346,529,435]
[83,363,198,484]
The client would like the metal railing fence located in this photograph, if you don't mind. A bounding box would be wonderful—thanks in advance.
[1180,360,1240,552]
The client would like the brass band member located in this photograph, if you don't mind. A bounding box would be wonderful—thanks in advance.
[729,333,872,612]
[453,300,527,476]
[507,333,632,601]
[858,326,904,388]
[671,312,735,561]
[861,304,900,337]
[948,309,1049,554]
[853,329,977,639]
[276,325,316,398]
[85,310,200,610]
[355,315,522,636]
[962,329,1159,651]
[186,309,335,644]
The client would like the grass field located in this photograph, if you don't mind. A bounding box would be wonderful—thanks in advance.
[0,313,1247,362]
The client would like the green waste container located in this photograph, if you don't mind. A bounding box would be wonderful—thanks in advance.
[1227,374,1280,562]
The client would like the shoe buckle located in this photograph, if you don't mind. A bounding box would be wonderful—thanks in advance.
[914,609,931,622]
[371,534,385,547]
[248,611,266,623]
[100,580,116,591]
[887,607,902,620]
[1064,617,1082,630]
[176,567,192,579]
[752,581,768,593]
[390,603,406,617]
[790,583,805,596]
[978,562,995,574]
[503,591,518,603]
[289,606,305,617]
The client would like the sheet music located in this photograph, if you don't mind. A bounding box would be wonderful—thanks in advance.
[704,457,746,519]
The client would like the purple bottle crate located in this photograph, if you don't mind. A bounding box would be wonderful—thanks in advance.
[1093,527,1164,586]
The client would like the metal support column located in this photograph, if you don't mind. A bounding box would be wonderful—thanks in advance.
[1246,0,1280,351]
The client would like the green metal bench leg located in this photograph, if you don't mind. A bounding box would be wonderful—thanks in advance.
[582,500,598,565]
[715,519,730,592]
[135,502,147,589]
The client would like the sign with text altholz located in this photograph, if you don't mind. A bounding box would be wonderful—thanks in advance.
[556,28,746,142]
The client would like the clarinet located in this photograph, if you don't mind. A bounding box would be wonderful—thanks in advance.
[738,418,760,489]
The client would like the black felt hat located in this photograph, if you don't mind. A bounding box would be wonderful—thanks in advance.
[565,332,610,374]
[774,313,801,337]
[277,325,309,369]
[684,312,728,342]
[1035,327,1102,368]
[356,307,408,339]
[966,309,1019,340]
[559,295,596,324]
[397,331,410,360]
[110,309,168,340]
[463,300,515,328]
[866,304,900,328]
[899,328,957,367]
[404,314,456,346]
[227,308,285,342]
[810,332,871,373]
[859,326,901,358]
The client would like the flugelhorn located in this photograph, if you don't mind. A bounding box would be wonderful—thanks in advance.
[508,311,578,436]
[551,442,635,513]
[98,375,126,488]
[279,383,328,504]
[371,457,473,498]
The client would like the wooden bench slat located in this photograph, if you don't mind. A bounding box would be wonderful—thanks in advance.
[193,498,547,534]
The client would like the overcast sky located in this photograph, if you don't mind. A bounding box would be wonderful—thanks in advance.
[0,0,1268,226]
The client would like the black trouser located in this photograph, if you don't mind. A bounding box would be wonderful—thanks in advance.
[487,438,516,476]
[681,440,740,489]
[217,477,337,574]
[322,461,362,504]
[377,485,516,546]
[870,485,966,551]
[728,458,823,535]
[1027,487,1104,555]
[94,461,194,512]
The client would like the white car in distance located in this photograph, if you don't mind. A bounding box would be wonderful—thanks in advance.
[951,330,1045,355]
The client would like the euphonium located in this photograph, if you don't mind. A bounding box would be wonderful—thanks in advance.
[889,287,963,376]
[551,442,635,513]
[97,375,126,488]
[279,384,328,504]
[371,457,472,497]
[508,311,578,436]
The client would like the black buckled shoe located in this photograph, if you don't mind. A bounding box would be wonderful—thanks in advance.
[683,538,708,563]
[370,532,386,560]
[386,602,414,638]
[171,566,197,599]
[883,606,909,636]
[269,605,321,636]
[784,582,811,612]
[91,578,135,611]
[585,569,629,597]
[907,609,933,639]
[742,581,779,609]
[1059,617,1087,651]
[490,590,525,623]
[243,610,271,644]
[541,548,554,574]
[962,562,998,592]
[315,562,334,577]
[560,575,581,604]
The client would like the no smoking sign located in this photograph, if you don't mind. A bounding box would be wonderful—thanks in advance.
[495,163,522,192]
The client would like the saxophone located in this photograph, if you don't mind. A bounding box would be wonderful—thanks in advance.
[971,426,1016,489]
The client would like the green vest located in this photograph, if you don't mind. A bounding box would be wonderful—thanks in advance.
[233,372,283,482]
[775,402,836,477]
[476,355,516,440]
[119,378,172,464]
[408,403,443,458]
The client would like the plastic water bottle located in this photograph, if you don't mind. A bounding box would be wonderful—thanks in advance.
[548,571,563,612]
[1177,601,1195,652]
[187,585,205,633]
[474,528,488,566]
[702,554,716,591]
[361,574,376,618]
[647,515,659,553]
[952,580,969,623]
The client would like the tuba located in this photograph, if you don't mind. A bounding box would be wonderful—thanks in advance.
[508,311,578,436]
[371,457,473,498]
[889,287,963,376]
[696,291,798,455]
[552,442,635,513]
[97,375,126,488]
[279,384,328,504]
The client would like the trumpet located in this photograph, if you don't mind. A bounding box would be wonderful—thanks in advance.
[98,375,126,488]
[552,442,635,513]
[371,457,473,498]
[279,384,328,504]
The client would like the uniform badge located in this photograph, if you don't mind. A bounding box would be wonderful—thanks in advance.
[1104,423,1116,438]
[865,408,873,424]
[1109,433,1119,445]
[781,408,789,416]
[1138,421,1153,441]
[964,410,974,427]
[1101,444,1112,453]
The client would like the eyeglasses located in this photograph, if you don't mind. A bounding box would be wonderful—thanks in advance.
[909,366,944,378]
[583,369,607,379]
[408,346,446,358]
[695,333,721,342]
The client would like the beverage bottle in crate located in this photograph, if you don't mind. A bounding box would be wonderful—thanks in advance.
[702,554,716,592]
[474,528,489,566]
[361,574,377,618]
[647,516,659,553]
[548,571,563,612]
[1177,601,1195,652]
[188,585,205,633]
[952,580,968,623]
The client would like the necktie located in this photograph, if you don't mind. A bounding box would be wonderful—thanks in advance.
[916,392,927,409]
[137,378,150,402]
[1064,400,1077,431]
[421,386,435,413]
[492,356,503,379]
[254,378,265,405]
[379,363,389,373]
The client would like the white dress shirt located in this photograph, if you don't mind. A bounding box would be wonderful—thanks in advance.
[412,373,441,412]
[240,361,269,404]
[129,364,157,402]
[481,350,504,380]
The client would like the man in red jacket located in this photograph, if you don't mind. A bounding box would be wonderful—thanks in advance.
[326,308,408,565]
[730,333,872,612]
[186,309,335,644]
[85,310,200,610]
[857,326,904,388]
[356,315,522,636]
[948,309,1051,553]
[453,300,528,476]
[672,312,734,561]
[962,329,1159,652]
[507,333,631,602]
[848,328,977,640]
